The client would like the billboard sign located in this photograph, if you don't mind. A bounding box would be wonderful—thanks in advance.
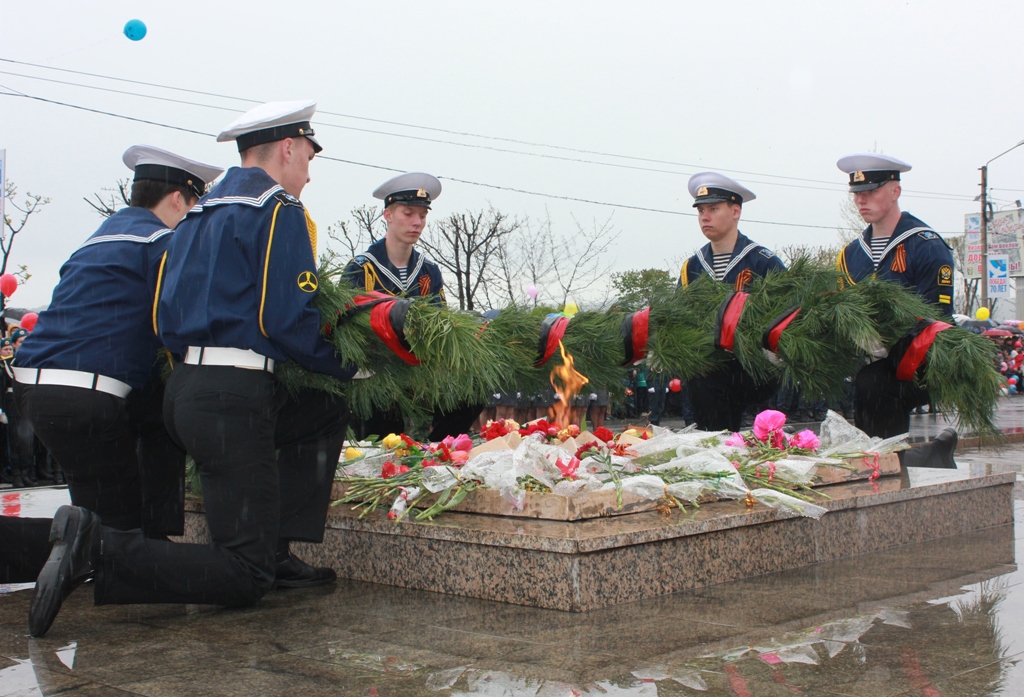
[989,254,1011,298]
[964,209,1024,278]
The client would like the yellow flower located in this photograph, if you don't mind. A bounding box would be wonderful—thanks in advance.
[381,433,403,450]
[343,447,363,460]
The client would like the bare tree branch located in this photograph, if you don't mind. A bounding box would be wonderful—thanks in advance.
[83,178,131,219]
[325,205,385,260]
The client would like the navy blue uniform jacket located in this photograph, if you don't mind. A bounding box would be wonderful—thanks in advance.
[17,207,172,390]
[342,237,445,305]
[837,212,954,316]
[678,231,786,290]
[157,167,352,380]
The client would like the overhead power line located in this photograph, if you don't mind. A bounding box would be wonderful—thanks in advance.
[0,87,970,233]
[0,57,977,202]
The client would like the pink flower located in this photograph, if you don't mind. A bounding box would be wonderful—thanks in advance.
[789,429,820,452]
[724,432,746,448]
[449,450,469,465]
[451,433,473,452]
[441,435,456,450]
[753,409,787,448]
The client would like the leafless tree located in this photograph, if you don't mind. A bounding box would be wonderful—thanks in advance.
[948,234,980,315]
[548,214,620,307]
[837,194,864,244]
[777,243,843,269]
[325,205,385,261]
[1,181,48,311]
[418,207,520,311]
[84,178,131,219]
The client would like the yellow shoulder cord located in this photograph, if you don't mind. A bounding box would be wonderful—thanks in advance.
[259,202,283,338]
[304,208,317,257]
[152,251,168,335]
[680,259,690,288]
[836,248,855,288]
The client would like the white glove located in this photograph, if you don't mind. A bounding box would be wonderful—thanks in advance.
[352,369,374,380]
[648,387,655,393]
[0,411,7,424]
[589,393,598,401]
[493,393,502,400]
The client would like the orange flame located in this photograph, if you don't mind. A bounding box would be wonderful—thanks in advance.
[548,341,589,428]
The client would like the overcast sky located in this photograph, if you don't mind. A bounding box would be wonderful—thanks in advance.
[2,0,1023,309]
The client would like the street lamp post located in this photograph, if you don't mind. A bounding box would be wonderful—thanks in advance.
[979,139,1024,310]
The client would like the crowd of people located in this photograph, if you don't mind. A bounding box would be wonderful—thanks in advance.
[0,101,964,640]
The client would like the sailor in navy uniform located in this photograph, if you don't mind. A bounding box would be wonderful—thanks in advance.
[343,172,445,305]
[835,154,958,442]
[678,173,785,291]
[3,147,221,591]
[679,173,786,431]
[29,102,353,637]
[344,173,483,440]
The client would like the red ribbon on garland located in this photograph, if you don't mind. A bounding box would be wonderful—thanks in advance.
[620,306,650,365]
[535,315,570,367]
[369,298,420,366]
[894,319,952,381]
[762,306,802,353]
[714,291,749,352]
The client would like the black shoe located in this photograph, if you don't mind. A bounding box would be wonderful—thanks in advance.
[29,506,101,638]
[897,428,958,469]
[273,553,336,589]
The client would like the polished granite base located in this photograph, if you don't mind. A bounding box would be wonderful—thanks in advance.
[183,468,1015,612]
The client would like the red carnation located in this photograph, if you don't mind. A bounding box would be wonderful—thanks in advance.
[593,427,614,443]
[575,441,600,459]
[381,461,409,479]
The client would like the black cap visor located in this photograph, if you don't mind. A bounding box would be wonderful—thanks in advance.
[385,190,433,209]
[848,170,899,192]
[236,121,323,154]
[134,164,207,199]
[692,187,743,207]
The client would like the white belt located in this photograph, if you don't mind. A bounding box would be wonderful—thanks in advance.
[13,367,132,399]
[184,347,275,372]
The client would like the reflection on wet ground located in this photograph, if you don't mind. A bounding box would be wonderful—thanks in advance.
[0,496,1019,696]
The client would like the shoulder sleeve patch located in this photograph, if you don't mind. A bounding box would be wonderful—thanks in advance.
[275,191,304,208]
[759,248,775,258]
[938,264,953,286]
[918,230,937,240]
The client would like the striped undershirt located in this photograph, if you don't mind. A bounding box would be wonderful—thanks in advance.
[711,253,731,280]
[397,266,408,283]
[869,237,890,267]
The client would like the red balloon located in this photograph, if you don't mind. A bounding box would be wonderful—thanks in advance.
[669,378,682,392]
[0,274,17,298]
[20,312,38,332]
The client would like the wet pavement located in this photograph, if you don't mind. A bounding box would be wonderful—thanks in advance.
[3,404,1024,696]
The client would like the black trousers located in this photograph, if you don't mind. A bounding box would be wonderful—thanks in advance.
[17,377,184,536]
[689,358,780,432]
[0,516,51,583]
[854,359,929,438]
[93,365,348,607]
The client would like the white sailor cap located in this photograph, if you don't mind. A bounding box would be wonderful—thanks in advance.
[687,172,755,207]
[836,153,911,192]
[122,145,224,199]
[216,100,322,154]
[373,172,442,209]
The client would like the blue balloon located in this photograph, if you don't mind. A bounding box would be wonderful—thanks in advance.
[123,19,147,41]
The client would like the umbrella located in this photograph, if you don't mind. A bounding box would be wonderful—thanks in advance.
[959,318,1000,329]
[983,329,1014,337]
